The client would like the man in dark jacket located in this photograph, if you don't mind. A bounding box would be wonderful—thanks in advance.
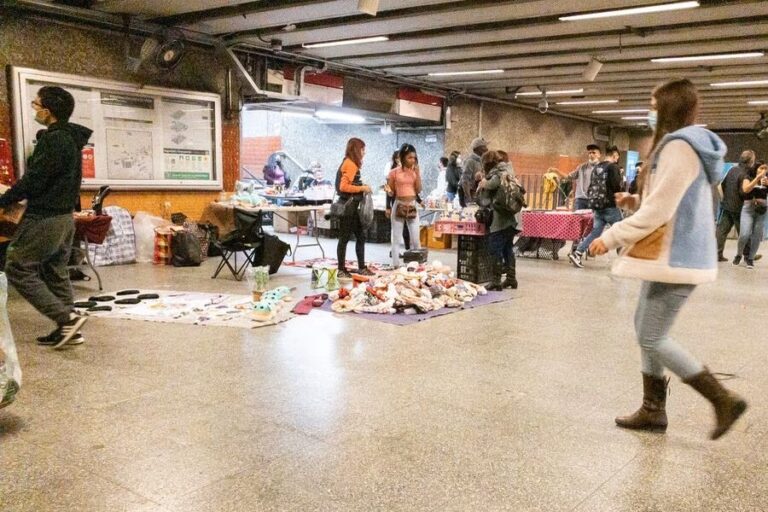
[459,137,489,206]
[569,146,624,268]
[0,86,92,349]
[445,151,461,202]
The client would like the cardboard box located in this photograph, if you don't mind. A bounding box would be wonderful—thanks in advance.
[273,210,310,233]
[426,226,452,250]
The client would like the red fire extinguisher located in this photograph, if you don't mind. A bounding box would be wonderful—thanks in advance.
[0,138,15,186]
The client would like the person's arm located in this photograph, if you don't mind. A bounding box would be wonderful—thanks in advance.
[484,174,501,192]
[742,165,768,194]
[338,159,367,194]
[414,167,423,195]
[386,169,396,197]
[608,164,622,195]
[0,136,58,207]
[601,140,700,251]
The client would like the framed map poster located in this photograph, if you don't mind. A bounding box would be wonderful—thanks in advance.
[10,67,223,190]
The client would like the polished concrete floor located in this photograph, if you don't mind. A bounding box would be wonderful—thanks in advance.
[0,236,766,511]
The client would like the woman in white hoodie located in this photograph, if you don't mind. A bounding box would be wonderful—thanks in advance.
[590,79,747,440]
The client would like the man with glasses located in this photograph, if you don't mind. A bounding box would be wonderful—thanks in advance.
[0,86,92,348]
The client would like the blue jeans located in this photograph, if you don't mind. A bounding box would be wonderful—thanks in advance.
[577,207,623,253]
[574,198,589,211]
[635,282,703,379]
[446,191,456,202]
[737,202,766,260]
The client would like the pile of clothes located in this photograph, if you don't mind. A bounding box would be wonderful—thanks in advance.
[329,261,487,315]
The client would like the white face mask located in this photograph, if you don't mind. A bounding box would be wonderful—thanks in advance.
[648,110,658,130]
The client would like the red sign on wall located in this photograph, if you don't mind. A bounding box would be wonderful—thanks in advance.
[81,144,95,179]
[0,138,15,186]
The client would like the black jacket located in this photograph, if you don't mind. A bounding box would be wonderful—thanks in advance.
[0,122,92,217]
[445,162,461,193]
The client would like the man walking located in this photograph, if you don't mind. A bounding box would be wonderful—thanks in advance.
[716,150,755,262]
[561,144,602,211]
[569,146,623,268]
[459,137,489,206]
[0,86,92,349]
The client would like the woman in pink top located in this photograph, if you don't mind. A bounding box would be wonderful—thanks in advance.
[387,143,423,267]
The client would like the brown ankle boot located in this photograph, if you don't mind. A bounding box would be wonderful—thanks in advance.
[615,373,669,432]
[683,367,748,440]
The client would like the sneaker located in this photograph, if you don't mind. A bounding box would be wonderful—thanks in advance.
[755,254,763,261]
[718,255,728,262]
[568,251,584,268]
[54,313,88,349]
[745,259,755,269]
[36,331,85,346]
[732,255,742,266]
[338,270,353,281]
[354,267,376,277]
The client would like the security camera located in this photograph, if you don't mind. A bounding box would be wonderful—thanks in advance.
[538,98,549,114]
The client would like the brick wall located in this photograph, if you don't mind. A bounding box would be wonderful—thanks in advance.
[241,136,283,179]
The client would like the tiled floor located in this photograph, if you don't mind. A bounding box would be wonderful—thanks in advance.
[0,236,765,511]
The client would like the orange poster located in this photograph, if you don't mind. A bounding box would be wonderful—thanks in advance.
[82,144,95,179]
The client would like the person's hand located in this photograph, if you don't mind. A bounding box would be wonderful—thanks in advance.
[589,238,609,256]
[757,164,768,179]
[614,192,634,209]
[384,183,392,194]
[385,209,391,219]
[361,185,372,193]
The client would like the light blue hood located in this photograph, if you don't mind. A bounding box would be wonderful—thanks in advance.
[656,126,726,184]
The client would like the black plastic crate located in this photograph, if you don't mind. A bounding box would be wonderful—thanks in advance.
[456,234,495,284]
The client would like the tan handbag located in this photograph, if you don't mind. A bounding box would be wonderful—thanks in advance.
[395,202,417,220]
[627,225,666,260]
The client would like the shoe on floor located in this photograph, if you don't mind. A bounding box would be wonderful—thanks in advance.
[568,251,584,268]
[37,330,85,346]
[338,269,353,281]
[54,313,88,349]
[353,267,376,277]
[717,255,728,262]
[732,255,742,266]
[755,254,762,261]
[745,259,754,269]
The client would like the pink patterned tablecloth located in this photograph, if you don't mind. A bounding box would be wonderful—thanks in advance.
[521,211,594,241]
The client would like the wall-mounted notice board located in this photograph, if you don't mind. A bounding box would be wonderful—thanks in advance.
[10,67,223,190]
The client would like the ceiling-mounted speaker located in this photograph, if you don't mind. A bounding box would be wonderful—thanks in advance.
[582,58,604,82]
[358,0,379,16]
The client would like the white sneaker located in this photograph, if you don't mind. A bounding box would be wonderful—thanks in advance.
[55,313,88,349]
[568,251,584,268]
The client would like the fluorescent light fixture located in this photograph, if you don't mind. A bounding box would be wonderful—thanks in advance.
[622,116,650,120]
[651,52,764,63]
[428,69,504,77]
[559,1,699,21]
[556,100,619,105]
[695,124,708,127]
[314,110,366,123]
[593,108,650,114]
[711,79,768,87]
[516,88,583,97]
[302,36,388,49]
[748,100,768,105]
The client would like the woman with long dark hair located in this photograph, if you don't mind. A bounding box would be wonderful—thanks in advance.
[734,160,767,269]
[590,79,747,440]
[335,138,373,280]
[387,143,422,268]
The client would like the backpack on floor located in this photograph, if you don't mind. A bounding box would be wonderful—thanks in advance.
[171,230,203,267]
[587,163,611,210]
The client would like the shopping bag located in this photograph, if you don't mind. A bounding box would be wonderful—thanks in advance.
[0,272,21,408]
[359,192,374,227]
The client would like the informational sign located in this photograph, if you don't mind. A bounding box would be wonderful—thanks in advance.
[10,67,222,190]
[624,150,640,184]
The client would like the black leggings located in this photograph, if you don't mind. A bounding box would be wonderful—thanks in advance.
[337,212,365,271]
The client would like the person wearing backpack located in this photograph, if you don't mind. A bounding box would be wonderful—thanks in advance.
[477,150,522,290]
[568,146,624,269]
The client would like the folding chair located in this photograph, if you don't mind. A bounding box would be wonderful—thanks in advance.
[211,208,263,280]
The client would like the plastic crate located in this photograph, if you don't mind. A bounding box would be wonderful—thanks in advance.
[434,219,486,236]
[456,235,495,284]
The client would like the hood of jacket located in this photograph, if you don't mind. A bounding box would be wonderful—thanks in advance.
[657,126,726,185]
[47,122,93,149]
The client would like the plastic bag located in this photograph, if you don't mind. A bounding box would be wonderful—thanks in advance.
[133,211,171,263]
[0,273,21,407]
[359,193,374,227]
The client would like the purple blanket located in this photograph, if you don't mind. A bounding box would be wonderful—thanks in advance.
[319,291,513,325]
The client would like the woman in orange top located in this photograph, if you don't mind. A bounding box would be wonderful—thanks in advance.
[335,138,373,280]
[387,143,422,267]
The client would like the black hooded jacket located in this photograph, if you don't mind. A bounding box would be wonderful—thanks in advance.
[0,122,92,217]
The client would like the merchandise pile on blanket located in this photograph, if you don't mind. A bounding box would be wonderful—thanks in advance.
[328,261,488,315]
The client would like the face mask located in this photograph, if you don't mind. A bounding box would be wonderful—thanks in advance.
[648,110,658,130]
[34,109,48,126]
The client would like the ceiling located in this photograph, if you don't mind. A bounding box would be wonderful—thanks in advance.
[26,1,768,129]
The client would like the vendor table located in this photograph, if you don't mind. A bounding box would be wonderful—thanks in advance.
[517,210,593,260]
[203,202,326,262]
[73,214,113,291]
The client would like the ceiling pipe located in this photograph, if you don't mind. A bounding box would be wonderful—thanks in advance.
[8,0,608,126]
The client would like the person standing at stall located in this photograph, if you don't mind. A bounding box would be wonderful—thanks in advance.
[388,144,422,268]
[590,79,747,440]
[445,151,462,203]
[734,161,767,269]
[0,86,92,349]
[459,138,489,206]
[335,138,373,281]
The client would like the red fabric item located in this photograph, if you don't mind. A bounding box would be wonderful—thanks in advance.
[292,294,328,315]
[521,211,593,241]
[74,215,113,245]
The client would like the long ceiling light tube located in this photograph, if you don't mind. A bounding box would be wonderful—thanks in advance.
[428,69,505,77]
[314,109,367,123]
[559,1,699,21]
[302,36,388,49]
[516,88,584,96]
[711,79,768,88]
[593,108,650,114]
[651,52,764,63]
[557,100,619,105]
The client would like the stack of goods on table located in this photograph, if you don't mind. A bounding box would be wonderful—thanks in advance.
[329,261,487,315]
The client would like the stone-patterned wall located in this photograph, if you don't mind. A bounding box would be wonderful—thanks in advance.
[0,13,240,219]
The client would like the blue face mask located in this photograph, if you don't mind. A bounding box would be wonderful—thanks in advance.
[648,110,658,130]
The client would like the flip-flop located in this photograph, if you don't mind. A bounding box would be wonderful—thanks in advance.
[117,290,140,296]
[87,305,112,312]
[115,298,141,305]
[74,301,97,308]
[137,293,160,300]
[89,295,115,302]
